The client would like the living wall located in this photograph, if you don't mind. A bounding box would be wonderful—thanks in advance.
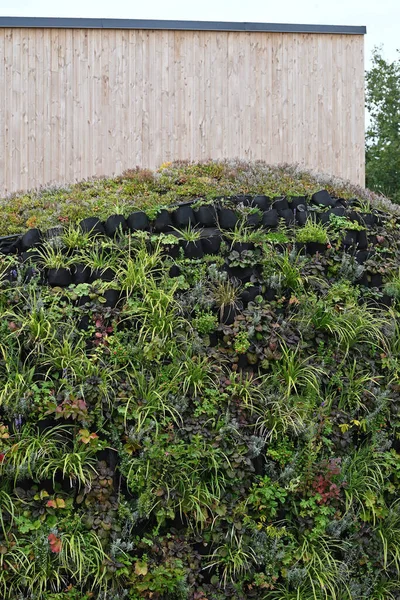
[1,183,400,599]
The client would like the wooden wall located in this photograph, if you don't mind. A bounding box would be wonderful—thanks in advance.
[0,28,365,196]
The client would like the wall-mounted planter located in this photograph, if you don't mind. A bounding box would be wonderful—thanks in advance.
[272,197,289,212]
[342,231,358,247]
[218,304,238,325]
[169,264,181,278]
[355,250,373,265]
[311,189,335,208]
[73,264,90,284]
[172,204,196,228]
[105,214,127,237]
[227,265,256,283]
[218,208,238,230]
[295,210,308,226]
[181,240,204,259]
[80,217,105,236]
[246,212,262,228]
[251,195,270,211]
[279,208,295,226]
[357,230,368,249]
[89,268,115,283]
[289,196,307,210]
[360,213,376,227]
[103,289,122,308]
[306,242,327,255]
[21,228,42,251]
[231,241,255,253]
[202,234,222,255]
[127,211,150,232]
[47,268,73,287]
[153,209,173,232]
[331,206,346,217]
[368,273,383,288]
[194,205,217,227]
[262,209,279,229]
[241,285,261,306]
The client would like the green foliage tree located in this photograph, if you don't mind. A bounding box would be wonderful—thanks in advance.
[365,47,400,202]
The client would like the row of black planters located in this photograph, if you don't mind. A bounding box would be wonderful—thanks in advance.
[7,192,381,258]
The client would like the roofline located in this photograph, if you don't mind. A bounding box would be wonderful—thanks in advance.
[0,17,367,34]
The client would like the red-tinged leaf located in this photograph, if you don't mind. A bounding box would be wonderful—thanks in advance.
[46,500,57,508]
[48,533,62,553]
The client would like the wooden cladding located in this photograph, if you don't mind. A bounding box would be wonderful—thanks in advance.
[0,28,365,196]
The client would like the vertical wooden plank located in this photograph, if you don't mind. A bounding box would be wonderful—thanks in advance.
[0,29,6,193]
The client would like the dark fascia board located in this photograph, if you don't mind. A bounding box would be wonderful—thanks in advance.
[0,17,366,34]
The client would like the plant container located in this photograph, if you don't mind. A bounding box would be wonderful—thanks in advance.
[202,234,221,255]
[105,214,127,237]
[251,195,270,211]
[104,289,121,308]
[311,190,335,208]
[246,212,261,228]
[73,263,90,284]
[21,228,42,251]
[153,209,173,232]
[169,265,181,278]
[241,285,261,306]
[279,208,295,226]
[357,230,368,249]
[342,231,358,247]
[262,209,279,229]
[127,211,150,232]
[360,213,376,227]
[194,205,217,227]
[181,240,204,259]
[289,196,307,210]
[306,242,327,255]
[231,241,255,253]
[80,217,105,236]
[272,197,289,212]
[47,268,72,287]
[295,210,308,226]
[172,204,196,228]
[218,304,238,325]
[218,208,238,230]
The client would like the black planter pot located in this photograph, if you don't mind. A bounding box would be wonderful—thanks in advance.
[227,265,256,283]
[237,354,249,369]
[262,209,279,229]
[331,206,346,217]
[245,213,261,229]
[169,265,181,278]
[234,194,253,206]
[73,263,90,284]
[343,231,358,247]
[80,217,105,236]
[202,234,221,255]
[162,243,180,258]
[172,204,196,228]
[105,214,127,238]
[127,211,150,232]
[47,268,72,287]
[279,208,295,226]
[295,210,309,226]
[231,241,255,253]
[311,190,335,208]
[357,230,368,250]
[348,211,364,225]
[307,242,327,255]
[380,294,393,307]
[264,287,277,301]
[369,273,383,288]
[356,273,369,286]
[194,205,217,227]
[104,289,122,308]
[21,228,42,251]
[272,197,289,212]
[208,331,218,347]
[289,196,307,210]
[76,295,91,307]
[24,266,38,283]
[77,315,90,330]
[153,210,173,233]
[22,250,41,263]
[317,211,332,225]
[241,285,261,306]
[355,250,373,265]
[89,267,115,283]
[218,304,238,325]
[360,213,376,227]
[251,195,270,211]
[181,239,204,259]
[218,208,238,230]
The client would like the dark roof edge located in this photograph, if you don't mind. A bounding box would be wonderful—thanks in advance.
[0,17,367,34]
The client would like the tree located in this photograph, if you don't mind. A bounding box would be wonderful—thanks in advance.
[365,48,400,202]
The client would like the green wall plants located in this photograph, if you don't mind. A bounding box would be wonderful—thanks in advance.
[1,188,400,599]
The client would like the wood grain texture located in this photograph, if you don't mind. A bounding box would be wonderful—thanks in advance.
[0,28,365,195]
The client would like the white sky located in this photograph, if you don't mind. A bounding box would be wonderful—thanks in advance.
[0,0,399,67]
